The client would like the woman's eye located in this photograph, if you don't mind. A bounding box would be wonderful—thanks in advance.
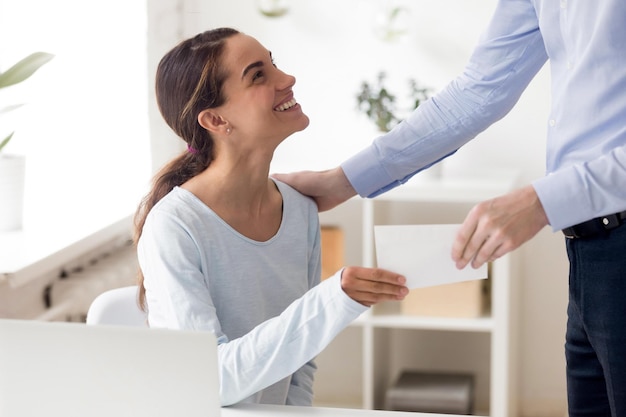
[252,70,264,81]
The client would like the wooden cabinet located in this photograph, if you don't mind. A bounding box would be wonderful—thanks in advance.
[315,172,520,417]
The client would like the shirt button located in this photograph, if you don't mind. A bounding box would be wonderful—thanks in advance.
[560,0,567,8]
[549,119,556,127]
[567,61,572,69]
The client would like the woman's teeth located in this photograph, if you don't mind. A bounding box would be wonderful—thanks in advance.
[274,98,297,112]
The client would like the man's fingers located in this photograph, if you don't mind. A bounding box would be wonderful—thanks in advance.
[453,186,549,270]
[452,211,481,269]
[470,234,503,269]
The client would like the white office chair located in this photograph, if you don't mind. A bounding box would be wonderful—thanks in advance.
[86,285,148,327]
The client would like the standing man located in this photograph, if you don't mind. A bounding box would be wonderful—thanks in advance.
[275,1,626,416]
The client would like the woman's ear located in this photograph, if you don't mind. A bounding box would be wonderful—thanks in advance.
[198,110,227,133]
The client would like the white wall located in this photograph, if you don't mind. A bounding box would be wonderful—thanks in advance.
[153,1,569,415]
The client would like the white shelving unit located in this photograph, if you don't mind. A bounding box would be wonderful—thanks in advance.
[315,172,520,417]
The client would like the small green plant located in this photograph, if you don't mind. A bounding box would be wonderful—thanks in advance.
[258,0,289,17]
[0,52,55,153]
[375,6,410,42]
[356,71,431,132]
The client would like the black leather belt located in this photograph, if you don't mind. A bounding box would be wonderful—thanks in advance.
[562,210,626,239]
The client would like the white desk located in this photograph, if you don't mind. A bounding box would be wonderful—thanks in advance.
[223,403,466,417]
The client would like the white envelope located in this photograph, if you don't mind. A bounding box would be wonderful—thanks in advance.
[374,224,488,289]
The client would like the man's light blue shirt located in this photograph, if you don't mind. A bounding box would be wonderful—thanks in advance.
[342,0,626,231]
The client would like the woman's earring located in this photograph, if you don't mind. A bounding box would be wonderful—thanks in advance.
[226,127,232,134]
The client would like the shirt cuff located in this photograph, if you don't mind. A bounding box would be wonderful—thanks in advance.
[532,167,589,231]
[341,145,396,198]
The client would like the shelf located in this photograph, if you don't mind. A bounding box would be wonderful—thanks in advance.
[352,311,493,332]
[371,173,519,204]
[315,170,520,416]
[369,315,493,332]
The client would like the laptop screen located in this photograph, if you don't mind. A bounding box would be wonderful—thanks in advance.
[0,319,221,417]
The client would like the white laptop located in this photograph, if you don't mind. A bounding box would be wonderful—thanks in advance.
[0,319,221,417]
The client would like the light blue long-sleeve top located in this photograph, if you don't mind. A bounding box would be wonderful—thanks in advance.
[137,180,367,406]
[342,0,626,231]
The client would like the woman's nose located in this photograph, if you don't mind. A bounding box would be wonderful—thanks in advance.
[276,69,296,90]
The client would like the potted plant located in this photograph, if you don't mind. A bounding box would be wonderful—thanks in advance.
[356,71,431,133]
[0,52,54,231]
[356,71,444,180]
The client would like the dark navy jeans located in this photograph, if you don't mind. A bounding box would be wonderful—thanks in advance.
[565,225,626,417]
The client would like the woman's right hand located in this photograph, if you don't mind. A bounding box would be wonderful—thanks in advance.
[340,266,408,307]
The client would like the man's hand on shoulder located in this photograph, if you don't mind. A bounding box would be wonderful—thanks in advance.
[272,167,357,212]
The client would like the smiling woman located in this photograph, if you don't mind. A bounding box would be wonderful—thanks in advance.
[0,0,150,230]
[133,27,408,407]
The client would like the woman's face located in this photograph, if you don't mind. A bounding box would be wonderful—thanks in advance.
[216,33,310,148]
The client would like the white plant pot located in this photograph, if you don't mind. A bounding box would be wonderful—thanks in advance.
[0,154,26,232]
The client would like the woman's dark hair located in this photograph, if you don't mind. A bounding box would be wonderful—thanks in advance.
[134,27,240,311]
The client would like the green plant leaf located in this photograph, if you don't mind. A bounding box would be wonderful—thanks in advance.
[0,104,24,115]
[356,71,431,133]
[0,52,55,89]
[0,132,14,153]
